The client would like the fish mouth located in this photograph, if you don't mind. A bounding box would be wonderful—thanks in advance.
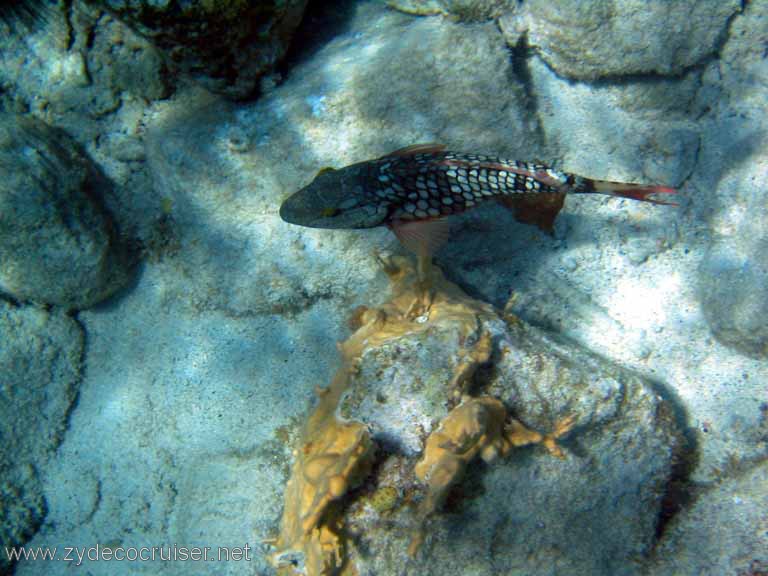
[279,192,314,226]
[278,195,299,224]
[279,192,333,228]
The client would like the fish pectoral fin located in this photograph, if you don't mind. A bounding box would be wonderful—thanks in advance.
[389,218,451,258]
[390,219,450,320]
[497,193,566,236]
[386,143,447,157]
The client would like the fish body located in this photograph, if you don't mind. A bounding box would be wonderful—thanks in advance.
[279,144,676,232]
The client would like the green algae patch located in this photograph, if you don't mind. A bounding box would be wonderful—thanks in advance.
[367,485,399,514]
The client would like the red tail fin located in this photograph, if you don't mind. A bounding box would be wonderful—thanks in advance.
[591,180,678,206]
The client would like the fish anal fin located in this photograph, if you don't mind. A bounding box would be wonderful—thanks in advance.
[386,143,447,157]
[389,218,451,257]
[498,193,566,236]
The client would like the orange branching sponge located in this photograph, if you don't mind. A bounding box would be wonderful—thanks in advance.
[414,396,510,515]
[448,329,492,392]
[507,415,577,459]
[271,370,374,576]
[339,255,496,360]
[409,397,575,556]
[271,256,493,575]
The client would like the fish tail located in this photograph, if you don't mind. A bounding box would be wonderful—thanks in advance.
[587,179,678,206]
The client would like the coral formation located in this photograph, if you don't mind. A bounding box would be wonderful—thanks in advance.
[2,2,765,575]
[414,396,573,514]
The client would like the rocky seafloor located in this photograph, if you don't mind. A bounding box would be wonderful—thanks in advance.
[0,1,766,575]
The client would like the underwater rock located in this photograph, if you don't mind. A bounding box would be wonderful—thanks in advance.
[89,0,308,99]
[355,316,676,574]
[0,115,134,309]
[72,2,171,104]
[387,0,515,19]
[499,0,741,79]
[692,3,768,360]
[339,308,494,457]
[0,300,84,572]
[648,459,768,576]
[717,0,768,75]
[0,479,45,574]
[699,239,768,359]
[0,0,48,33]
[389,0,741,78]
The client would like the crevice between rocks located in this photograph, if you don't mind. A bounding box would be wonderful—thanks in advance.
[0,291,21,307]
[505,31,547,147]
[677,134,702,191]
[711,0,749,63]
[643,377,702,544]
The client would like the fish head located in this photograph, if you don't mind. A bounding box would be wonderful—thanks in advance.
[279,163,389,229]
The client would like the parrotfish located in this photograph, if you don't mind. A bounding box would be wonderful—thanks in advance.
[280,144,676,257]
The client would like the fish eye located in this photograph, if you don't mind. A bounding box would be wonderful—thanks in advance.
[316,166,336,177]
[321,207,340,217]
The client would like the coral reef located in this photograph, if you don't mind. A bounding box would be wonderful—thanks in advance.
[271,256,510,573]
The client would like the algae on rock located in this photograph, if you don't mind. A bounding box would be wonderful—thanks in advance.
[271,256,679,576]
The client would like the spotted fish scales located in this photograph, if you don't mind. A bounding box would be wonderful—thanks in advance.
[370,151,580,221]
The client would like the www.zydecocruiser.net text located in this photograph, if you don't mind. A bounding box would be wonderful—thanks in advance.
[5,543,253,566]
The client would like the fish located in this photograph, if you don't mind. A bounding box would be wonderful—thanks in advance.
[280,143,676,262]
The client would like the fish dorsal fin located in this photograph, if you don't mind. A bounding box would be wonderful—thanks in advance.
[386,143,447,157]
[498,193,566,236]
